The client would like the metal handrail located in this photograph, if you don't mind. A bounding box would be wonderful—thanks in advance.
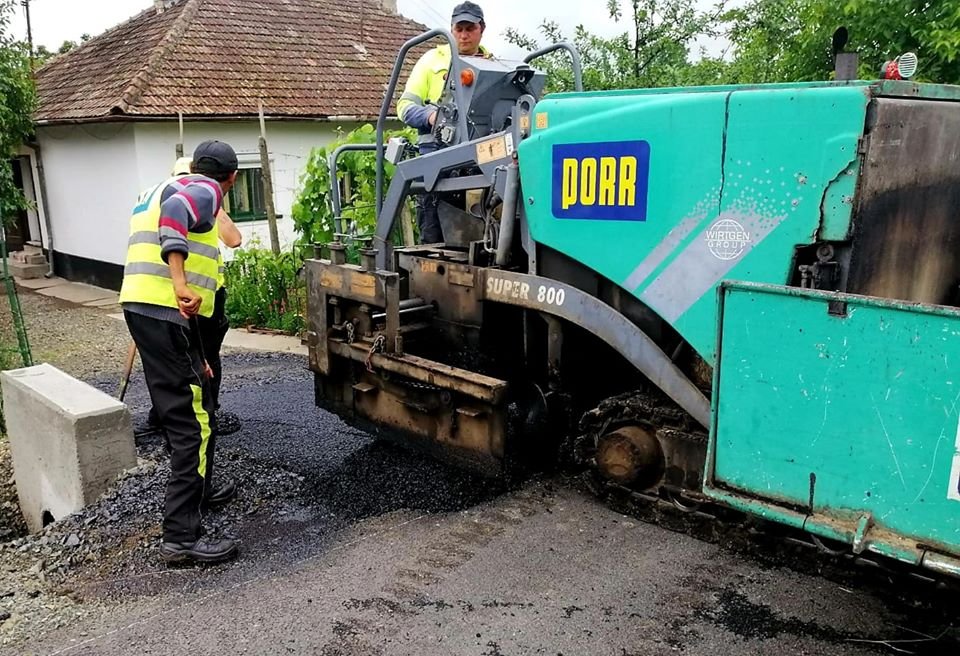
[524,42,584,92]
[376,29,468,219]
[328,143,380,235]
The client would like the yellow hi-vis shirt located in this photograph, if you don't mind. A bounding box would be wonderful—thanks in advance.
[397,44,492,124]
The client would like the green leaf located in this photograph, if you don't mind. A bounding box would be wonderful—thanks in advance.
[0,1,38,222]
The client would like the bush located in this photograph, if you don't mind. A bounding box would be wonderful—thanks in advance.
[224,247,305,335]
[292,123,417,254]
[228,124,416,334]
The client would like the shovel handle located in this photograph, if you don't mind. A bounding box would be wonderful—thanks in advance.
[118,341,138,402]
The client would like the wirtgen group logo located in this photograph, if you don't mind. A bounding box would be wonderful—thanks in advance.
[706,218,752,260]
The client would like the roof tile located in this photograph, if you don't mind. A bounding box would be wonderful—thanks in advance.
[34,0,431,122]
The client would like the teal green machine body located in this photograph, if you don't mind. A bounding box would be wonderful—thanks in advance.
[517,80,960,577]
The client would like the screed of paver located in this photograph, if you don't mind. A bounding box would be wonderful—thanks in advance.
[36,282,118,304]
[15,276,68,290]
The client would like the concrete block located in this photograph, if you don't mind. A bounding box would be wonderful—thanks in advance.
[15,276,67,290]
[0,363,136,532]
[11,251,46,266]
[6,261,47,279]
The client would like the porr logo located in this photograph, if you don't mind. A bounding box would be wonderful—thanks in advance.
[552,141,650,221]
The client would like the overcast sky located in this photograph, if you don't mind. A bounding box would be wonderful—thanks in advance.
[7,0,735,60]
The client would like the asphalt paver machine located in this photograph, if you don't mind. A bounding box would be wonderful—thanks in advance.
[305,32,960,581]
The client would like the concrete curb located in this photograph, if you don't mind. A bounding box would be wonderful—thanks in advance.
[105,313,306,355]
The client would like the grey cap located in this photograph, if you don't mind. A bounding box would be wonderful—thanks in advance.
[451,1,483,24]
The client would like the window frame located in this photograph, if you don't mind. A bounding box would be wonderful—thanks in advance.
[224,164,268,223]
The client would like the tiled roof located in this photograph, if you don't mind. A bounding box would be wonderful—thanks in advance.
[34,0,429,122]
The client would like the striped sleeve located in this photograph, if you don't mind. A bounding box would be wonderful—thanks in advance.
[158,177,222,263]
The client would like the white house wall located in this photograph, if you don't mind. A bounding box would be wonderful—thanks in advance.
[133,120,368,257]
[36,123,139,265]
[35,118,403,288]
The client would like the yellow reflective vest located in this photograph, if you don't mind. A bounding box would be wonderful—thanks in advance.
[397,44,492,122]
[119,176,220,318]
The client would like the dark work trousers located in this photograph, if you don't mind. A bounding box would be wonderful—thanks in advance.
[416,142,443,244]
[201,287,230,411]
[416,193,443,243]
[148,286,229,422]
[125,310,217,543]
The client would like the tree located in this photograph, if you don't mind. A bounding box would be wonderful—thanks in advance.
[505,0,730,92]
[0,0,37,226]
[726,0,960,84]
[34,33,90,66]
[506,0,960,92]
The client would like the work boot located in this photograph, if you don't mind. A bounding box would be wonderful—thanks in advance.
[160,536,238,564]
[215,410,242,436]
[203,479,237,510]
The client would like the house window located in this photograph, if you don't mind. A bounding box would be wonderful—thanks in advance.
[223,167,267,222]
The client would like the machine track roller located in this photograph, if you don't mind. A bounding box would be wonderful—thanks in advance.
[595,425,664,489]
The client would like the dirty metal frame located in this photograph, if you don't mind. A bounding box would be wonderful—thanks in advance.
[307,254,710,428]
[373,132,521,270]
[523,42,584,93]
[476,269,711,428]
[306,257,508,401]
[704,281,960,580]
[305,254,513,471]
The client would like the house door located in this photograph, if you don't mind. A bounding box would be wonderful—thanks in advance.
[4,158,31,252]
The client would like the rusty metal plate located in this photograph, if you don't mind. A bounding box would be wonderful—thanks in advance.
[350,273,377,299]
[319,269,344,289]
[449,265,474,287]
[848,97,960,305]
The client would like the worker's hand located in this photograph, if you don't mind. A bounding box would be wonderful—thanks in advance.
[428,109,437,126]
[175,284,202,319]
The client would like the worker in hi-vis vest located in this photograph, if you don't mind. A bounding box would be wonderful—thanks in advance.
[138,157,244,441]
[119,140,239,565]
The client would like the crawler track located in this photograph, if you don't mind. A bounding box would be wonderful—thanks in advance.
[569,389,960,596]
